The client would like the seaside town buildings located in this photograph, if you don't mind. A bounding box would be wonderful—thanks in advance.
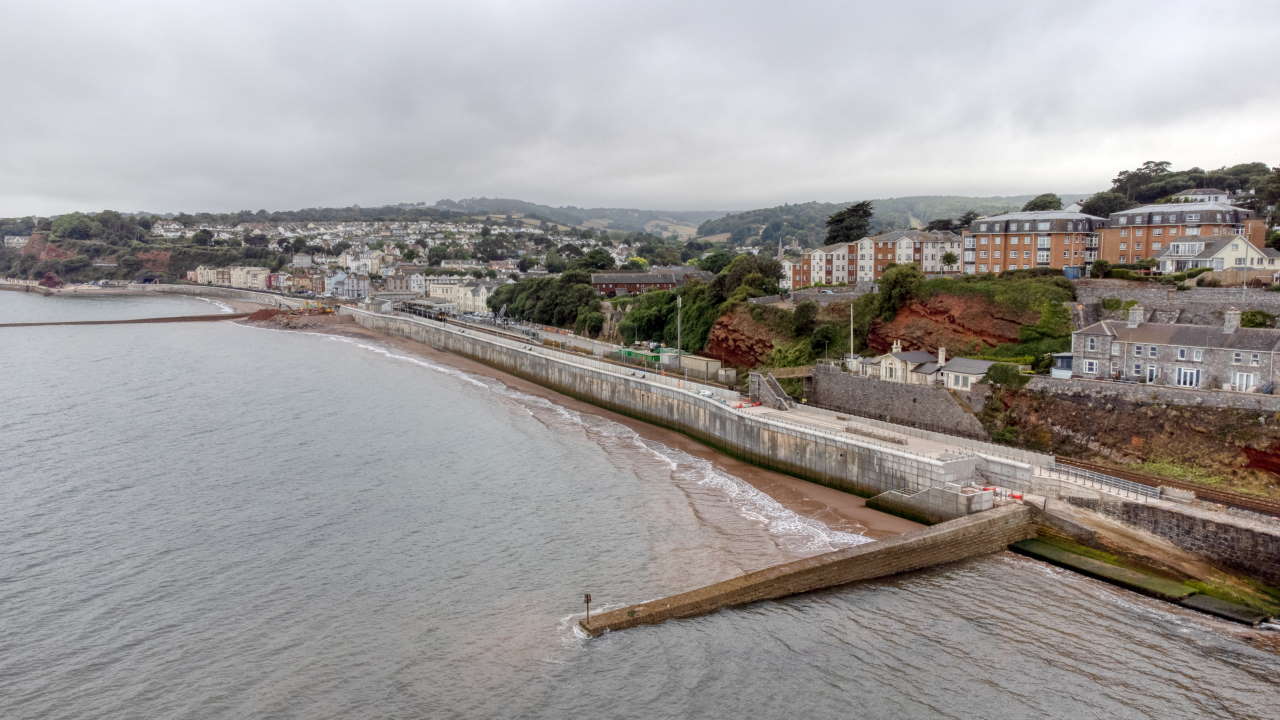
[961,211,1106,275]
[1096,203,1266,265]
[789,230,961,288]
[1071,306,1280,392]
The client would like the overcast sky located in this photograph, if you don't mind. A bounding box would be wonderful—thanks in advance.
[3,0,1278,217]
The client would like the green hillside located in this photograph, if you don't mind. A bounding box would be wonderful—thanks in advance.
[696,194,1089,248]
[433,197,726,234]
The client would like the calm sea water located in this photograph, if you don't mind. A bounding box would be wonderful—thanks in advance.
[1,291,1277,720]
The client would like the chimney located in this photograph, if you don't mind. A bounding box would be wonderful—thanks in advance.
[937,346,947,367]
[891,339,903,354]
[1126,304,1144,328]
[1224,308,1241,334]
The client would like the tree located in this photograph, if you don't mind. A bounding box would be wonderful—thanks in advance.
[875,264,924,319]
[699,249,735,274]
[1089,260,1111,279]
[1021,193,1062,212]
[570,247,615,271]
[192,229,213,246]
[941,251,959,270]
[517,256,534,272]
[925,218,955,232]
[1257,166,1280,228]
[51,212,102,240]
[1080,192,1137,219]
[791,301,818,336]
[825,201,874,245]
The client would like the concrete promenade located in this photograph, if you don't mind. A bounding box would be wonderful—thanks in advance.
[581,504,1037,636]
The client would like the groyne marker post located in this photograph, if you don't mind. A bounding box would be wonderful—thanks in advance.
[584,593,592,625]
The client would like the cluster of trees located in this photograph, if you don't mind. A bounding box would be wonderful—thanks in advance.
[1108,161,1272,204]
[485,271,602,333]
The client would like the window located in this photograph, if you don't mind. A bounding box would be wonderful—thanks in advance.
[1063,250,1070,258]
[1153,242,1162,250]
[1111,343,1120,356]
[993,251,1001,258]
[979,250,988,258]
[993,264,1002,272]
[1153,229,1163,236]
[1084,359,1099,374]
[1135,243,1143,250]
[1152,214,1162,224]
[1086,336,1098,351]
[1186,213,1200,222]
[1120,256,1127,263]
[978,264,987,272]
[1234,372,1256,391]
[1136,229,1145,237]
[1252,353,1261,366]
[1133,362,1142,375]
[1234,351,1243,364]
[1118,217,1128,225]
[1133,345,1143,357]
[1037,235,1051,248]
[1119,243,1127,250]
[1036,221,1051,231]
[978,223,988,231]
[1023,250,1031,258]
[1186,227,1200,236]
[979,236,988,245]
[1120,229,1129,237]
[1148,346,1156,358]
[1194,349,1203,361]
[1176,367,1201,387]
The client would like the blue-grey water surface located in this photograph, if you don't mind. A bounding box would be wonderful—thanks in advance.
[1,291,1277,719]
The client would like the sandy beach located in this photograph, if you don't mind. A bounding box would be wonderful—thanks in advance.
[245,312,922,540]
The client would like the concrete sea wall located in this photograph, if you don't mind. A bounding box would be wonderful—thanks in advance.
[134,284,308,309]
[1065,497,1280,585]
[582,504,1036,635]
[341,307,977,499]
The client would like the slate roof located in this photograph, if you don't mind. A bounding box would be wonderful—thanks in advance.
[1077,320,1280,352]
[941,358,997,375]
[978,210,1105,222]
[892,351,937,364]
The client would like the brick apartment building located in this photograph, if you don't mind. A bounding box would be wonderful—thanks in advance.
[961,211,1106,274]
[1096,202,1266,265]
[789,230,960,289]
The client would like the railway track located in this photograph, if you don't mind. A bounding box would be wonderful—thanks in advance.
[1055,456,1280,517]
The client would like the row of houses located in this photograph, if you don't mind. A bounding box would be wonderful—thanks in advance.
[1069,306,1280,393]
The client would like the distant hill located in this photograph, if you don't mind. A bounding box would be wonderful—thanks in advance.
[433,197,726,236]
[697,194,1090,248]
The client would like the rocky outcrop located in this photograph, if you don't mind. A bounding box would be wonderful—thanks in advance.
[867,294,1036,354]
[983,388,1280,499]
[703,306,778,367]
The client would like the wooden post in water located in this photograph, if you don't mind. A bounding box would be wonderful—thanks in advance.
[583,593,592,625]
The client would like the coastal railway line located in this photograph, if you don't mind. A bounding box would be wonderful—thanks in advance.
[1054,457,1280,517]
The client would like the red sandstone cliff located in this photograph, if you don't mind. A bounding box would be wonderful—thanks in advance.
[867,294,1036,354]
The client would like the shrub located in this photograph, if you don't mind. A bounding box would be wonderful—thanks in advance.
[1241,310,1275,328]
[1198,277,1221,288]
[983,362,1030,389]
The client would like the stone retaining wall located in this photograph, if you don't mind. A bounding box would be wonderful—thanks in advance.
[1064,497,1280,585]
[582,504,1035,635]
[1026,376,1280,412]
[808,364,990,439]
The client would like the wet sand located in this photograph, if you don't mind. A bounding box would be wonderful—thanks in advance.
[249,314,921,540]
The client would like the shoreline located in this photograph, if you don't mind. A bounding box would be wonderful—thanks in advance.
[246,314,922,541]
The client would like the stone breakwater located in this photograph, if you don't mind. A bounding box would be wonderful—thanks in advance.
[582,504,1037,635]
[338,306,1005,503]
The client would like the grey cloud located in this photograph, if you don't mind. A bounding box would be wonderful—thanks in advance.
[1,0,1277,216]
